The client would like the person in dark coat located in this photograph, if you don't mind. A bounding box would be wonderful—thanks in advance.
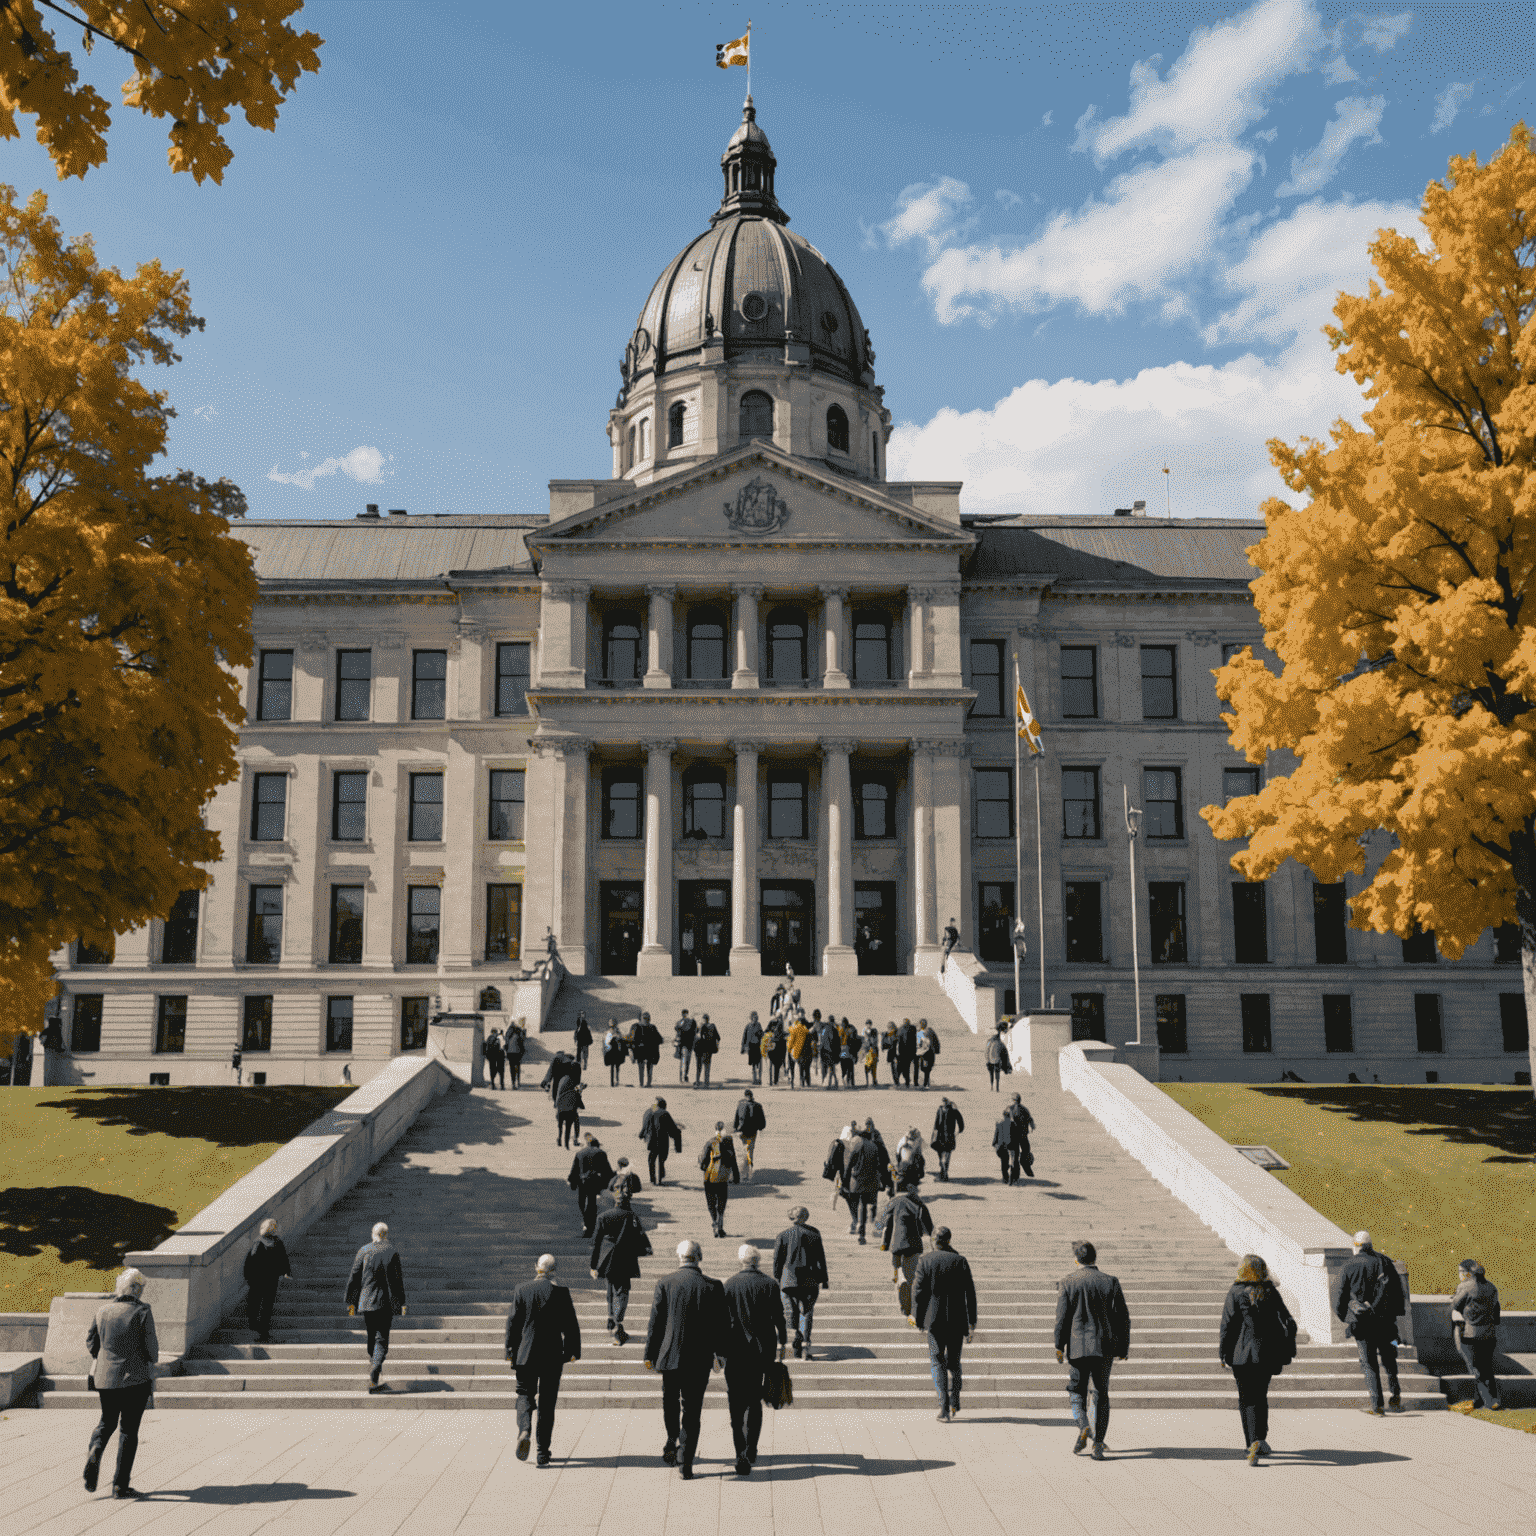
[573,1012,593,1070]
[608,1157,642,1205]
[895,1019,918,1087]
[1451,1259,1502,1411]
[733,1089,767,1179]
[880,1181,934,1317]
[911,1226,976,1421]
[773,1206,830,1359]
[83,1269,159,1498]
[740,1012,764,1085]
[639,1096,682,1184]
[1219,1254,1297,1464]
[1054,1240,1131,1458]
[568,1133,615,1238]
[590,1188,652,1345]
[541,1048,578,1099]
[634,1011,662,1088]
[554,1078,585,1148]
[992,1113,1020,1183]
[1333,1230,1405,1413]
[842,1129,885,1242]
[915,1019,940,1088]
[762,1016,786,1086]
[1005,1094,1037,1181]
[242,1217,291,1341]
[674,1010,697,1083]
[484,1028,506,1089]
[644,1239,728,1478]
[693,1014,721,1086]
[859,1117,893,1189]
[939,917,960,973]
[984,1028,1010,1090]
[930,1098,964,1181]
[505,1254,581,1467]
[345,1221,407,1391]
[722,1245,787,1475]
[503,1021,526,1087]
[602,1019,628,1087]
[862,1021,881,1086]
[698,1121,741,1237]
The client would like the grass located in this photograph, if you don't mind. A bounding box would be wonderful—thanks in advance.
[1158,1084,1536,1308]
[1451,1402,1536,1433]
[0,1086,352,1313]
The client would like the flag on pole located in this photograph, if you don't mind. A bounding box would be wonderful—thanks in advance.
[716,28,749,68]
[1016,683,1043,755]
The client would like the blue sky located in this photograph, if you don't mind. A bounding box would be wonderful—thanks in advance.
[6,0,1531,520]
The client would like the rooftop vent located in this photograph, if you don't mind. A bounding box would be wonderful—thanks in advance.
[387,508,407,518]
[1113,507,1132,517]
[358,504,381,520]
[1132,499,1147,516]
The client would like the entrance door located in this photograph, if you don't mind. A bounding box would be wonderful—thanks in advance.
[854,882,898,974]
[678,881,731,976]
[760,882,814,977]
[600,882,643,975]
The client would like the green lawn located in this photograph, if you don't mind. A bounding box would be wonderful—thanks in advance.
[1158,1084,1535,1308]
[1452,1403,1536,1433]
[0,1086,352,1313]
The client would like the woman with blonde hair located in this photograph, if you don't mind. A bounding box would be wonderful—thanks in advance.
[1218,1254,1297,1466]
[243,1216,292,1342]
[83,1269,159,1498]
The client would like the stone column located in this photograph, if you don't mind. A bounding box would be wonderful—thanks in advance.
[730,740,765,972]
[644,585,675,689]
[820,738,857,974]
[821,587,850,688]
[537,582,589,688]
[732,585,762,689]
[637,740,676,976]
[910,741,939,973]
[558,739,591,974]
[906,588,930,685]
[930,741,972,963]
[928,583,964,688]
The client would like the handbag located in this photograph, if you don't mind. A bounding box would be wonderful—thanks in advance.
[761,1360,793,1409]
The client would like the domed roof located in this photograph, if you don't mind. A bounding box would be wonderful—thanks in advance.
[619,99,875,402]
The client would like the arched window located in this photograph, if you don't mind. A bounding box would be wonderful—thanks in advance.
[682,765,727,839]
[687,606,728,680]
[638,418,648,461]
[604,610,643,682]
[765,605,807,682]
[853,610,890,683]
[668,401,686,448]
[826,403,850,453]
[740,390,774,440]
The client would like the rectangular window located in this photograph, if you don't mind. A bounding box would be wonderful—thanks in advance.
[683,772,726,839]
[768,774,806,839]
[495,641,531,716]
[409,772,444,841]
[1323,994,1354,1053]
[1240,994,1272,1053]
[968,640,1004,716]
[1232,883,1268,963]
[1493,922,1521,963]
[1402,925,1438,964]
[1065,882,1103,962]
[853,774,893,839]
[978,882,1015,964]
[329,886,364,964]
[1313,882,1348,964]
[326,996,353,1053]
[161,890,199,964]
[1223,767,1260,805]
[1071,993,1106,1042]
[1062,767,1101,839]
[1060,646,1098,718]
[335,649,371,721]
[1499,994,1528,1053]
[603,769,643,839]
[155,995,187,1054]
[412,649,447,720]
[486,884,522,962]
[1148,882,1187,964]
[1141,645,1178,719]
[401,996,432,1051]
[250,773,288,841]
[257,649,293,721]
[71,994,103,1053]
[489,769,526,841]
[406,886,440,965]
[242,995,272,1052]
[75,934,114,965]
[1155,994,1188,1054]
[974,768,1013,839]
[246,886,283,964]
[332,770,368,841]
[1414,994,1443,1054]
[1142,768,1184,839]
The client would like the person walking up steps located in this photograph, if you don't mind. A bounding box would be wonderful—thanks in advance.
[568,1133,614,1239]
[674,1009,697,1083]
[992,1109,1020,1183]
[839,1017,858,1087]
[1006,1094,1036,1181]
[842,1123,884,1243]
[484,1028,506,1089]
[881,1177,933,1317]
[242,1217,291,1342]
[634,1011,661,1088]
[572,1012,592,1071]
[609,1157,642,1204]
[931,1098,964,1181]
[1219,1253,1298,1465]
[916,1019,940,1088]
[645,1240,728,1479]
[693,1013,720,1087]
[590,1186,652,1346]
[862,1021,880,1086]
[554,1077,584,1148]
[639,1096,682,1184]
[984,1027,1009,1090]
[741,1011,764,1085]
[734,1088,766,1179]
[723,1245,786,1476]
[1055,1240,1131,1460]
[763,1014,786,1086]
[504,1019,526,1087]
[345,1221,406,1392]
[1334,1229,1406,1414]
[895,1018,918,1088]
[699,1120,740,1237]
[1451,1259,1502,1412]
[787,1013,810,1089]
[505,1253,581,1468]
[82,1269,158,1499]
[939,917,960,973]
[773,1206,829,1360]
[911,1226,976,1421]
[602,1019,627,1087]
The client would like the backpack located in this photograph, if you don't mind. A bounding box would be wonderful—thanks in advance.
[929,1033,941,1056]
[702,1137,724,1182]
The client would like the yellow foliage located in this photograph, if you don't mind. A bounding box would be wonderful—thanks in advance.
[1202,125,1536,1010]
[0,0,322,183]
[0,185,256,1038]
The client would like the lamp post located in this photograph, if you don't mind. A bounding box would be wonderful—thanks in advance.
[1124,784,1143,1048]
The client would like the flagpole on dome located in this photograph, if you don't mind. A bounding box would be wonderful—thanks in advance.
[1013,654,1023,1021]
[1015,658,1047,1011]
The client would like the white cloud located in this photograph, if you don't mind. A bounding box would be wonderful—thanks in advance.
[1431,81,1474,134]
[268,445,389,490]
[1041,110,1053,127]
[1361,11,1412,50]
[1276,95,1385,196]
[1321,52,1360,84]
[1075,0,1323,161]
[920,145,1254,323]
[877,177,974,255]
[995,188,1022,208]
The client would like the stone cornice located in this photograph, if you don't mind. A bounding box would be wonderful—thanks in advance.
[527,689,972,708]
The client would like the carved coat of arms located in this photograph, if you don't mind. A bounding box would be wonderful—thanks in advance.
[723,476,790,535]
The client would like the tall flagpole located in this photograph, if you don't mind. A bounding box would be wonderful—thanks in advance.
[1013,657,1023,1020]
[747,20,752,97]
[1035,749,1045,1009]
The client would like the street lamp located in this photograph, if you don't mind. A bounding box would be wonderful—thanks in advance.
[1124,784,1143,1048]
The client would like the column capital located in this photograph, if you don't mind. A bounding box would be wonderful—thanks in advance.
[645,584,677,601]
[907,586,934,604]
[732,583,764,601]
[1184,629,1219,646]
[731,738,769,755]
[816,736,853,758]
[1113,631,1137,647]
[543,580,591,601]
[642,739,678,757]
[820,585,849,602]
[931,739,971,757]
[909,738,936,758]
[532,735,589,758]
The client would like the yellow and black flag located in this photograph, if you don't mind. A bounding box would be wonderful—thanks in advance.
[716,27,749,68]
[1016,682,1043,756]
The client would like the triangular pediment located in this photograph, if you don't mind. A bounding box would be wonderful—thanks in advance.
[531,447,974,551]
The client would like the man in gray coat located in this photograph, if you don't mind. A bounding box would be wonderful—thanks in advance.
[722,1245,786,1475]
[1055,1240,1131,1459]
[910,1226,977,1421]
[344,1221,406,1390]
[505,1253,582,1466]
[1332,1229,1405,1413]
[880,1180,934,1318]
[644,1239,728,1478]
[772,1207,830,1360]
[83,1269,159,1498]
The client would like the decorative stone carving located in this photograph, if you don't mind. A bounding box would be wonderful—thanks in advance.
[642,739,679,756]
[731,738,769,755]
[645,584,677,600]
[723,477,791,535]
[908,739,936,758]
[1114,632,1137,647]
[817,737,852,756]
[1185,630,1219,646]
[931,740,971,757]
[544,582,592,602]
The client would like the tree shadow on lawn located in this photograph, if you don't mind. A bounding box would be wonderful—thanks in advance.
[34,1087,352,1148]
[0,1186,178,1270]
[1251,1087,1535,1161]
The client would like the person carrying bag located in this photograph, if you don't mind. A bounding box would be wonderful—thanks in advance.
[1218,1254,1297,1466]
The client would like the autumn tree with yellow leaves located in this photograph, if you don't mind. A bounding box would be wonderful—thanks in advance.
[1,0,321,182]
[0,186,257,1046]
[1203,124,1536,1090]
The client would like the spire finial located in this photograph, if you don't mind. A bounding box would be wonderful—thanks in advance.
[713,95,787,226]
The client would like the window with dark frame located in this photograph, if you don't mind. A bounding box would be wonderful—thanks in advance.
[1494,923,1521,963]
[75,934,114,965]
[1060,646,1098,718]
[489,769,526,841]
[329,886,364,964]
[246,886,282,964]
[155,995,187,1054]
[1065,882,1103,962]
[242,995,272,1052]
[978,882,1015,963]
[683,768,727,839]
[1323,994,1354,1053]
[161,890,199,964]
[853,612,891,683]
[739,390,774,439]
[332,771,367,841]
[250,773,287,841]
[257,650,293,721]
[409,772,444,841]
[335,650,371,721]
[1402,925,1438,964]
[1062,767,1101,839]
[1499,993,1529,1053]
[1155,994,1188,1053]
[1240,994,1272,1053]
[496,642,531,716]
[1313,882,1348,963]
[969,640,1004,715]
[687,608,728,680]
[766,607,807,682]
[1414,994,1444,1053]
[1071,993,1106,1042]
[1223,767,1260,805]
[1148,882,1187,963]
[407,887,441,964]
[411,650,447,720]
[768,773,807,839]
[486,884,522,962]
[603,769,643,839]
[604,612,643,683]
[974,768,1013,839]
[668,401,686,449]
[71,994,103,1053]
[854,774,894,839]
[326,996,353,1053]
[1140,645,1178,719]
[826,403,850,452]
[1142,769,1184,839]
[401,996,432,1051]
[1232,882,1268,963]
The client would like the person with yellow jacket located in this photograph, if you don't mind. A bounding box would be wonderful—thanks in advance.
[786,1017,811,1090]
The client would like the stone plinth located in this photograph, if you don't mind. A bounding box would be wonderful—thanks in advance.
[427,1013,485,1087]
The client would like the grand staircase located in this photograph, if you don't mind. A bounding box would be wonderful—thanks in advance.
[37,974,1443,1411]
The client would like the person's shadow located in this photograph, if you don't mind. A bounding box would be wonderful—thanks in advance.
[557,1453,955,1478]
[1113,1447,1411,1466]
[144,1485,354,1504]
